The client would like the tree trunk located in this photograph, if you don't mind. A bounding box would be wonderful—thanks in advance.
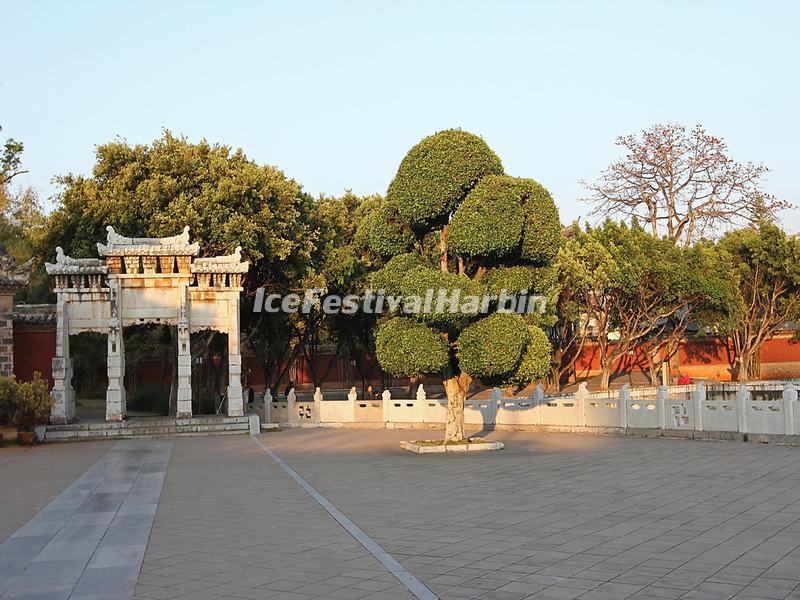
[647,362,659,386]
[599,363,611,391]
[439,224,449,273]
[739,350,757,382]
[443,372,472,442]
[550,364,562,393]
[408,374,421,398]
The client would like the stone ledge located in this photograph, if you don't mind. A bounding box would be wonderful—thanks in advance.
[400,439,504,454]
[44,415,253,441]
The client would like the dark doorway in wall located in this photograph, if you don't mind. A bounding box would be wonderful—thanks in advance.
[124,324,176,416]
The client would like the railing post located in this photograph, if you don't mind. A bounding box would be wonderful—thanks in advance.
[619,383,630,430]
[381,389,391,427]
[264,388,272,425]
[694,380,706,432]
[287,388,297,427]
[533,385,544,426]
[783,383,796,436]
[657,386,668,430]
[736,383,749,434]
[314,386,323,427]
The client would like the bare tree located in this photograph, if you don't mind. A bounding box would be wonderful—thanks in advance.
[584,123,788,247]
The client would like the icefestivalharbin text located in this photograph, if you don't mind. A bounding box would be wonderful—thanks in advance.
[253,287,547,316]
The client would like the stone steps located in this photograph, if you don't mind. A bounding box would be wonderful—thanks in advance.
[45,415,254,441]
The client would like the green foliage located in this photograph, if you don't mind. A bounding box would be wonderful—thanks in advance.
[512,326,552,384]
[352,195,383,252]
[456,313,528,379]
[480,265,559,328]
[481,265,557,296]
[0,126,47,302]
[41,132,326,393]
[355,200,416,260]
[368,252,426,295]
[486,325,552,388]
[448,175,524,260]
[715,223,800,378]
[516,178,561,264]
[399,266,484,324]
[387,129,503,229]
[41,131,313,273]
[1,126,25,185]
[375,130,561,410]
[0,375,16,426]
[5,373,51,431]
[375,317,449,377]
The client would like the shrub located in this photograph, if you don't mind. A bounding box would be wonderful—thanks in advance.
[11,373,52,432]
[387,129,503,227]
[0,375,16,426]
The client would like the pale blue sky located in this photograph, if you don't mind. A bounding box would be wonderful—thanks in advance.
[2,1,798,230]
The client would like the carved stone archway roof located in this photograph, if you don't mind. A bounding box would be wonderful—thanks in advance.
[97,225,200,256]
[0,252,32,293]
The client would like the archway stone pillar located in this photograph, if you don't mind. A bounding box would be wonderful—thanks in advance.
[106,280,126,421]
[176,285,192,418]
[50,296,75,424]
[227,296,243,417]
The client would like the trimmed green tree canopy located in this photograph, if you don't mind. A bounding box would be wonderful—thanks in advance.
[399,266,484,325]
[501,326,552,388]
[456,312,528,379]
[368,252,426,294]
[375,317,449,377]
[387,129,503,228]
[355,200,415,259]
[372,130,561,440]
[448,175,525,260]
[481,265,556,296]
[515,178,561,264]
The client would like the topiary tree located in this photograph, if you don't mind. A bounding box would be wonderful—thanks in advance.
[363,129,560,441]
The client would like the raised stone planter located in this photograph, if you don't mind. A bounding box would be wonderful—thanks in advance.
[400,438,504,453]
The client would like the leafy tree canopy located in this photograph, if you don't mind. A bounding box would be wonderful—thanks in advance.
[375,317,449,377]
[41,131,314,280]
[387,129,503,229]
[448,175,525,260]
[456,312,529,379]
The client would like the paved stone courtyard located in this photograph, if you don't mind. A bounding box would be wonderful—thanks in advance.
[1,430,800,600]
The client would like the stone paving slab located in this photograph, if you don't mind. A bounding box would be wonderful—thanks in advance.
[4,429,800,599]
[0,440,171,600]
[265,429,800,600]
[0,442,114,543]
[134,435,414,600]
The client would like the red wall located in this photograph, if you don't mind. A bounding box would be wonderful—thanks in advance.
[13,329,55,385]
[12,326,800,388]
[572,334,800,381]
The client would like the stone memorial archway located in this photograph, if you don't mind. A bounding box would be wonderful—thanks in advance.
[45,226,248,423]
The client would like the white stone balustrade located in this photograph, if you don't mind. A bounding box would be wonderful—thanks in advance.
[259,380,800,443]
